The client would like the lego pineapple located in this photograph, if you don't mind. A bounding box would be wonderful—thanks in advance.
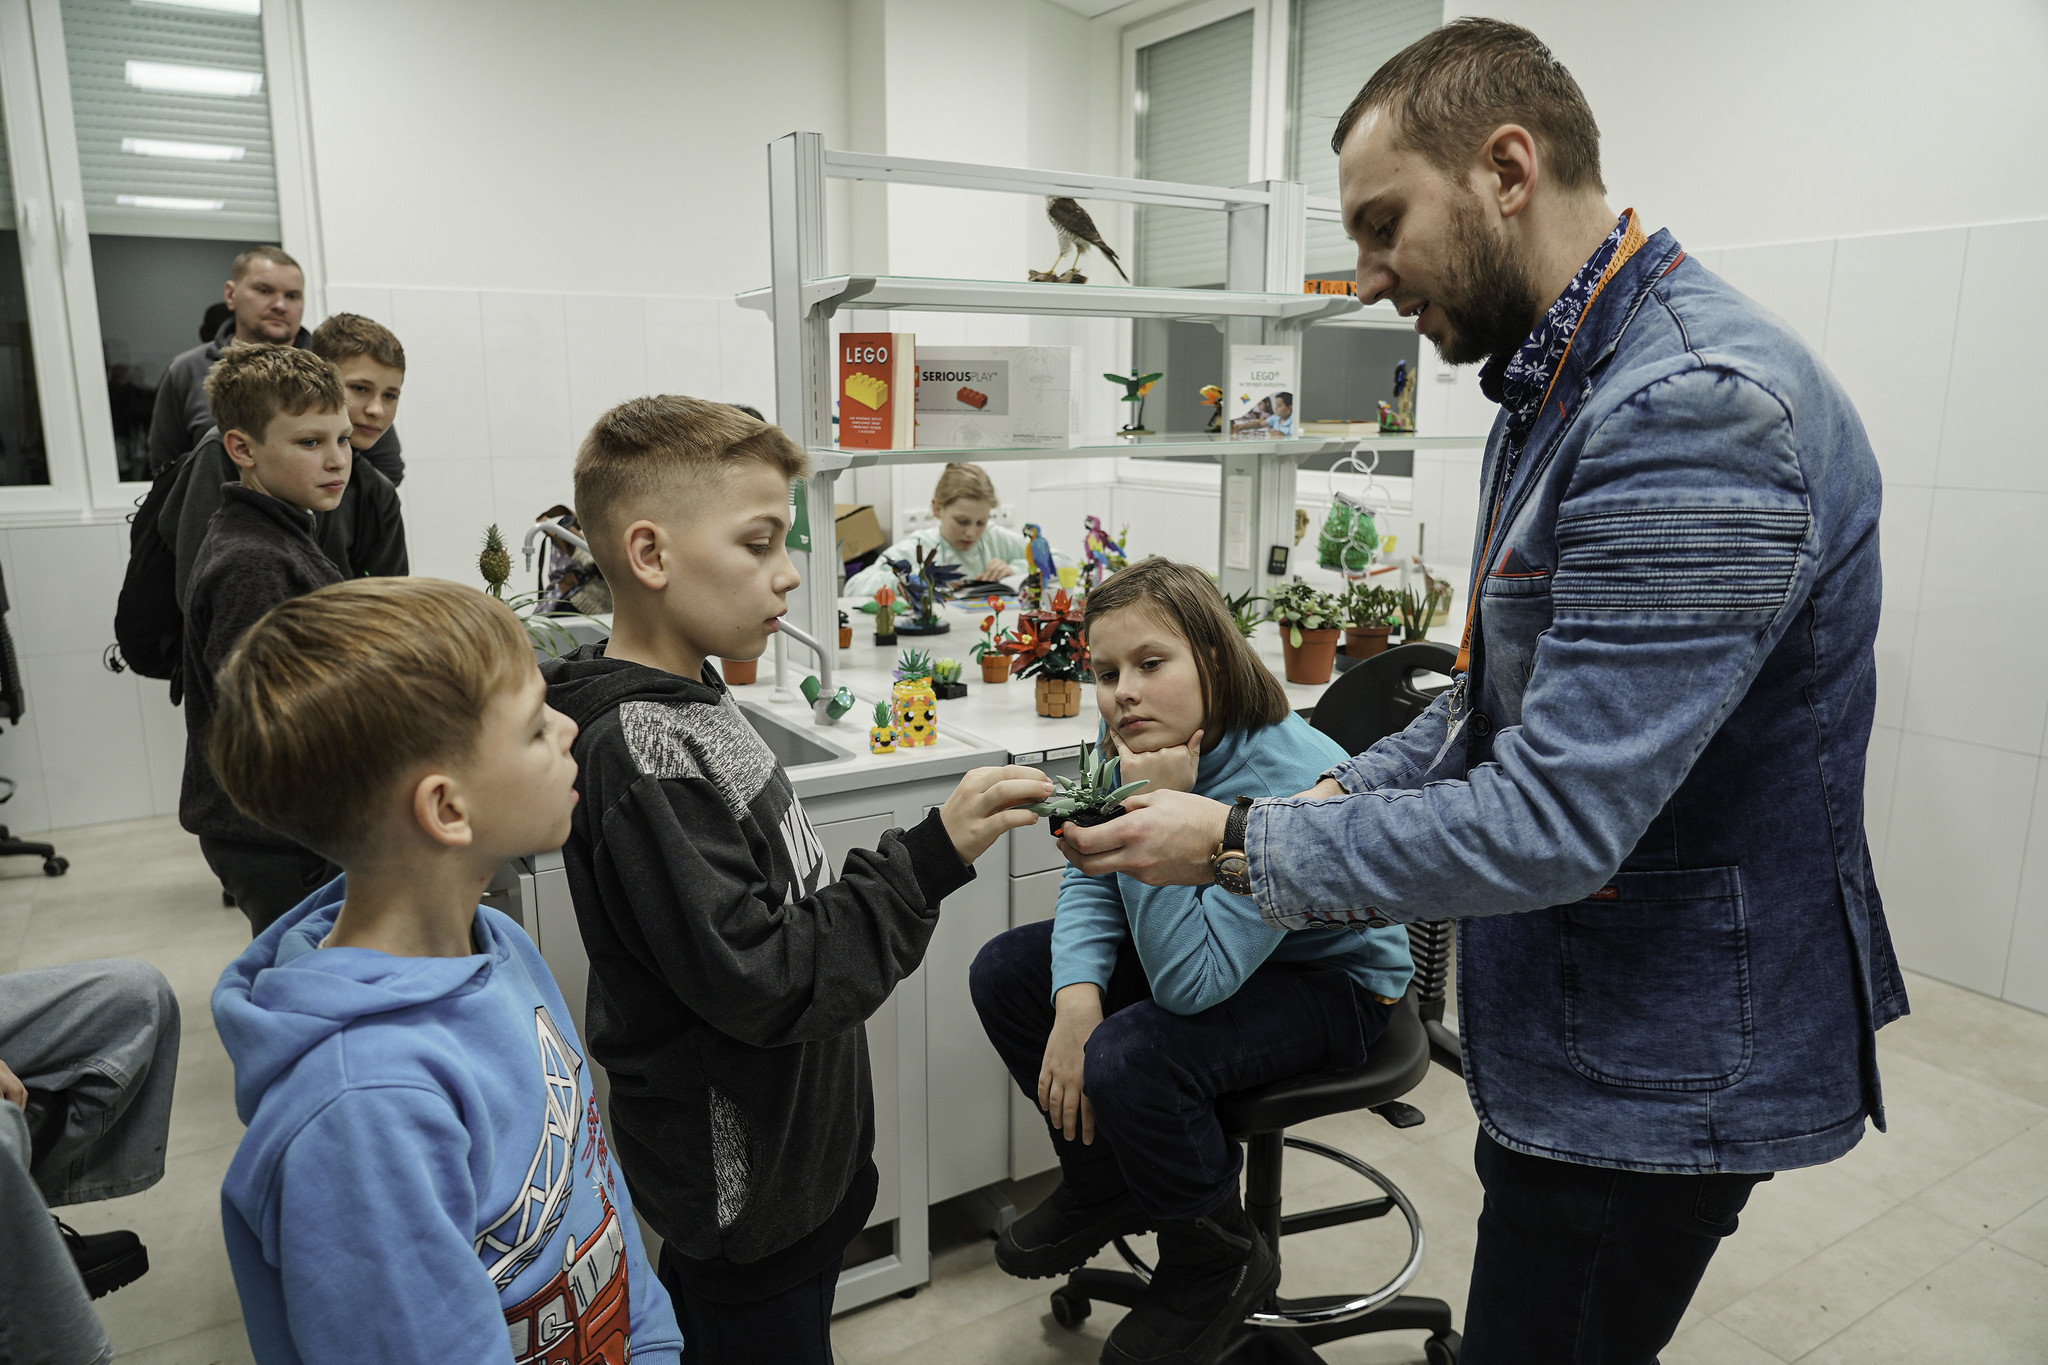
[869,701,897,755]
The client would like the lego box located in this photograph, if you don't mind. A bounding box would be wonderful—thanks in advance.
[914,347,1082,448]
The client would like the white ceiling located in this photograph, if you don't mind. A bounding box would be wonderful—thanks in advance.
[1040,0,1143,17]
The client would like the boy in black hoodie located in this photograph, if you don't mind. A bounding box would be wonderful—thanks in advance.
[542,396,1050,1364]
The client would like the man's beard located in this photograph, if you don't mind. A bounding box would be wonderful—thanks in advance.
[1429,192,1541,368]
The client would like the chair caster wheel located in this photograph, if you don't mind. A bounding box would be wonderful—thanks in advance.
[42,856,67,876]
[897,1287,917,1300]
[1425,1330,1461,1365]
[1049,1289,1090,1330]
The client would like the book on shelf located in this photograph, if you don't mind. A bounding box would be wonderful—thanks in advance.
[839,332,916,450]
[913,346,1082,448]
[1227,345,1297,438]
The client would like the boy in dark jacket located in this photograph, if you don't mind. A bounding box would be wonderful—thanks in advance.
[180,344,354,933]
[541,396,1049,1364]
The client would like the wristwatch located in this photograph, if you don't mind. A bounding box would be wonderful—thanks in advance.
[1211,796,1255,896]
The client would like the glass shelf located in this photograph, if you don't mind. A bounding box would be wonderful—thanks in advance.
[805,431,1477,471]
[737,275,1363,326]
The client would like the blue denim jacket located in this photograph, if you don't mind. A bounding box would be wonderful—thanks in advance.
[1245,229,1908,1174]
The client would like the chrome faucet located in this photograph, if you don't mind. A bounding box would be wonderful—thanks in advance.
[522,520,589,572]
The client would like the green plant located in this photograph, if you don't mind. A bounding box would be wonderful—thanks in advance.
[1397,577,1453,638]
[1025,740,1148,832]
[873,701,891,727]
[893,647,934,681]
[477,523,512,598]
[1339,582,1401,630]
[1266,579,1343,648]
[933,657,962,685]
[970,596,1006,661]
[1222,588,1266,638]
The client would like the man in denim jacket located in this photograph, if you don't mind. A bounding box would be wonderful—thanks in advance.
[1064,20,1907,1362]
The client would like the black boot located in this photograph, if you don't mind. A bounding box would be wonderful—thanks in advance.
[1101,1189,1276,1365]
[996,1179,1151,1280]
[56,1219,149,1299]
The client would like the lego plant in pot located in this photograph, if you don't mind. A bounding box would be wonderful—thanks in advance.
[871,586,897,646]
[931,657,967,700]
[891,650,939,747]
[838,609,852,649]
[1268,578,1344,684]
[999,588,1089,717]
[869,701,897,755]
[1027,740,1148,836]
[1340,582,1400,659]
[971,596,1011,683]
[1222,588,1266,639]
[1397,576,1453,644]
[887,544,961,636]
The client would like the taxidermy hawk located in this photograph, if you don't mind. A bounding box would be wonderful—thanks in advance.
[1044,197,1130,282]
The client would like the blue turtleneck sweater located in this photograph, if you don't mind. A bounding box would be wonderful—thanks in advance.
[1051,714,1415,1014]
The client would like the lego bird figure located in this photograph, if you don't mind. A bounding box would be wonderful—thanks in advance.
[1043,197,1130,283]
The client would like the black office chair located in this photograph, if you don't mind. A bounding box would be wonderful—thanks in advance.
[0,563,66,877]
[1046,641,1464,1363]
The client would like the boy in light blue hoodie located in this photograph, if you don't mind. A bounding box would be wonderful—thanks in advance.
[209,577,681,1365]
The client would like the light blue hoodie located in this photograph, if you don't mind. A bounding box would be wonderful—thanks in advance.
[213,878,682,1365]
[1052,715,1414,1013]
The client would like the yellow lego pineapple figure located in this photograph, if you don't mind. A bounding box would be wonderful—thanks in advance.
[891,649,940,747]
[869,701,897,755]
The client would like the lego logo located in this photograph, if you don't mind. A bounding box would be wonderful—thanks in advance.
[844,345,889,363]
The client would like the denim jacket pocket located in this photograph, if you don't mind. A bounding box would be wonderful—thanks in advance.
[1481,572,1553,714]
[1559,865,1754,1091]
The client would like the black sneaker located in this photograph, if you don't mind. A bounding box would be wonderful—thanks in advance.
[1102,1191,1277,1365]
[995,1181,1150,1280]
[56,1219,149,1299]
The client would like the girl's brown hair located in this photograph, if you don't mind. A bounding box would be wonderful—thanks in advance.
[1083,556,1289,741]
[932,462,997,509]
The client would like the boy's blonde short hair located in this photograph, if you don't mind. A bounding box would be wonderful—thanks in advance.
[203,343,344,443]
[573,396,810,578]
[309,313,406,373]
[209,578,533,861]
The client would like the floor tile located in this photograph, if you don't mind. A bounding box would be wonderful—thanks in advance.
[1911,1116,2048,1237]
[1662,1316,1788,1365]
[115,1318,254,1365]
[1831,1047,2046,1204]
[1797,1239,2048,1365]
[1688,1155,1900,1315]
[1877,971,2048,1109]
[1991,1196,2048,1268]
[1714,1200,1977,1359]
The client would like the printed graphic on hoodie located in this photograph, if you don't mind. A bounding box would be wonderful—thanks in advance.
[483,1006,632,1365]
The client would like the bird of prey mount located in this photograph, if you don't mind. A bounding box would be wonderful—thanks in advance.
[1036,197,1129,284]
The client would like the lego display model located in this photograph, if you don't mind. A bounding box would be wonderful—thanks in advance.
[1199,383,1224,434]
[872,586,898,646]
[887,544,961,636]
[1027,740,1148,836]
[998,588,1089,718]
[1082,516,1129,588]
[870,700,897,755]
[1398,577,1454,644]
[971,597,1012,683]
[1104,369,1162,436]
[838,608,852,649]
[1268,578,1344,685]
[931,657,968,700]
[1340,582,1400,660]
[891,650,939,747]
[1377,360,1416,434]
[1019,523,1059,608]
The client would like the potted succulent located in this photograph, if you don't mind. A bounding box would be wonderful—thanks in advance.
[1028,741,1149,836]
[999,589,1089,717]
[971,596,1011,683]
[872,586,898,646]
[1397,577,1453,644]
[1339,582,1400,660]
[1267,578,1344,684]
[932,657,967,700]
[1222,588,1266,639]
[891,650,939,747]
[869,700,897,755]
[838,608,852,649]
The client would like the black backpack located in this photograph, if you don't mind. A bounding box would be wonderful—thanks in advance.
[112,458,187,700]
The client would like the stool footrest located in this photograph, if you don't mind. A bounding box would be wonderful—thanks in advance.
[1280,1195,1394,1237]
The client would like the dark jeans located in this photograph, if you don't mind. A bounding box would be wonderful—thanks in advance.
[199,837,337,935]
[659,1247,840,1365]
[1463,1130,1773,1365]
[969,918,1392,1220]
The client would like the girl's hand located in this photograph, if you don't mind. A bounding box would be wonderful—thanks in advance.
[981,559,1016,582]
[1109,728,1204,794]
[1038,985,1104,1143]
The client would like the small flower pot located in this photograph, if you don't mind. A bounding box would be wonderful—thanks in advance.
[839,625,853,648]
[719,657,757,686]
[981,655,1012,684]
[1343,625,1393,660]
[874,631,897,647]
[1280,627,1340,685]
[1035,676,1084,718]
[1048,804,1126,838]
[933,682,968,700]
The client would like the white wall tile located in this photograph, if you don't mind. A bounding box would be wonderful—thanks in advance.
[492,457,578,554]
[1110,486,1220,573]
[401,457,496,587]
[2003,760,2048,1012]
[480,292,573,464]
[1865,723,1903,875]
[386,289,489,462]
[564,294,649,438]
[322,284,394,326]
[643,296,723,399]
[0,701,51,836]
[1882,732,2034,996]
[1935,220,2048,493]
[717,299,776,420]
[1823,229,1967,487]
[1875,483,1933,730]
[1900,489,2048,754]
[135,682,185,817]
[9,523,127,659]
[1690,249,1724,275]
[27,653,155,831]
[1717,239,1837,351]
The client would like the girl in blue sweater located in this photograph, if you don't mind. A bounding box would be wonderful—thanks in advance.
[969,557,1413,1365]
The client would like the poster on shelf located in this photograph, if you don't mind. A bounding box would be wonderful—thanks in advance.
[839,332,917,450]
[914,347,1082,448]
[1227,346,1297,438]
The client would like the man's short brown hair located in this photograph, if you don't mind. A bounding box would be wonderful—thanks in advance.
[309,313,406,372]
[208,578,533,862]
[203,343,344,442]
[229,245,301,283]
[1083,557,1289,740]
[1332,18,1604,194]
[573,395,811,577]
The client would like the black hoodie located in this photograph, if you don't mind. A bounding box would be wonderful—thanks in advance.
[542,644,969,1296]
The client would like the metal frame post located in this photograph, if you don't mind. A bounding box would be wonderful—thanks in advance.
[1218,180,1310,600]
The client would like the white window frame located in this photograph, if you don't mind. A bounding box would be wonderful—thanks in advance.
[0,0,321,526]
[1120,0,1289,190]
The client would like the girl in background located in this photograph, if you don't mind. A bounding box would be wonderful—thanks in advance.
[844,463,1070,597]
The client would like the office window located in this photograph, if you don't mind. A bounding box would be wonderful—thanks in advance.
[1134,11,1254,289]
[0,100,49,486]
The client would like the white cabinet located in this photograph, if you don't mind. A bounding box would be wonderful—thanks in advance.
[1007,867,1063,1182]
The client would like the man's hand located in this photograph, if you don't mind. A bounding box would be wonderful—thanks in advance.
[1058,789,1232,884]
[941,765,1054,864]
[1109,728,1203,795]
[0,1059,25,1110]
[1039,984,1103,1143]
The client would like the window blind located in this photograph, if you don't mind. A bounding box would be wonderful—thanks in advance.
[1135,10,1254,289]
[0,105,15,225]
[60,0,280,240]
[1289,0,1439,274]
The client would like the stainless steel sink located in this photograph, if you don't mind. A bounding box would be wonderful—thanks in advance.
[738,702,850,767]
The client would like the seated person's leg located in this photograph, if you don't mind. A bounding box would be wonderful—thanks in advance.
[0,1101,114,1365]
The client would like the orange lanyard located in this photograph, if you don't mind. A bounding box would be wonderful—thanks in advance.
[1453,210,1647,674]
